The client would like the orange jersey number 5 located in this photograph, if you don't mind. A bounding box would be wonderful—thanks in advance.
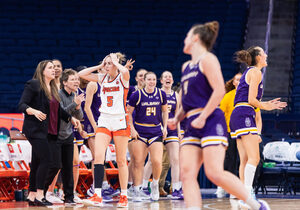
[107,96,113,107]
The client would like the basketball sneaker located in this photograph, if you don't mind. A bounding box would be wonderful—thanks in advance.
[73,192,83,204]
[117,195,128,208]
[142,187,150,196]
[169,189,184,200]
[87,184,95,197]
[102,187,120,197]
[258,200,270,210]
[46,192,64,204]
[133,188,143,202]
[150,182,159,201]
[102,195,113,203]
[82,193,103,207]
[127,186,134,200]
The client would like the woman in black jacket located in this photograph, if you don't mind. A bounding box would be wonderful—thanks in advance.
[18,60,79,206]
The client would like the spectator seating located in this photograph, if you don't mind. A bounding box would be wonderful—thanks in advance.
[0,0,248,112]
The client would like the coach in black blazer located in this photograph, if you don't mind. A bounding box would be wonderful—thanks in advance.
[18,60,79,206]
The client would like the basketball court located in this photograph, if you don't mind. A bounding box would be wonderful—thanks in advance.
[1,197,300,210]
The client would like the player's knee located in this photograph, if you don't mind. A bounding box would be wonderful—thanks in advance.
[205,167,223,185]
[116,157,127,168]
[170,156,179,166]
[180,165,193,181]
[150,158,161,168]
[134,159,145,168]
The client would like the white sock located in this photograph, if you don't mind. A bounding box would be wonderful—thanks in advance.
[95,188,102,197]
[246,196,260,210]
[244,164,256,189]
[121,189,127,196]
[102,181,110,189]
[152,179,159,186]
[142,179,148,188]
[128,181,133,186]
[172,182,181,191]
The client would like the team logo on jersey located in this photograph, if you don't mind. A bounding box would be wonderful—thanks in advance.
[116,80,119,84]
[156,96,159,99]
[245,117,251,127]
[87,125,92,133]
[102,86,120,94]
[216,124,224,136]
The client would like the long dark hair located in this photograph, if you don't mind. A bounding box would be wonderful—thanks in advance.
[33,60,60,101]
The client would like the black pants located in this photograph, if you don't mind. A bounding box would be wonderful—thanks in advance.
[224,133,238,175]
[44,134,74,200]
[28,137,50,192]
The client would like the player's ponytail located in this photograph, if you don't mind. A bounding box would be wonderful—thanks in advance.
[235,46,261,66]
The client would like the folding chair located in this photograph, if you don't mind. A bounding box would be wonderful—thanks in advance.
[0,143,29,201]
[260,141,291,194]
[286,143,300,194]
[76,145,93,198]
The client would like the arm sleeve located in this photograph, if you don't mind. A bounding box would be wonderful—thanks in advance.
[60,101,78,113]
[59,91,78,113]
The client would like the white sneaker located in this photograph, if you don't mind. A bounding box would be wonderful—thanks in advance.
[46,192,64,204]
[150,182,159,201]
[73,193,83,204]
[139,189,150,200]
[58,189,64,200]
[215,187,226,198]
[238,200,251,210]
[127,186,134,200]
[133,188,143,202]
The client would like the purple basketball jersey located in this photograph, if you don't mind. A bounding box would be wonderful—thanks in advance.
[234,67,263,105]
[84,82,101,134]
[128,87,167,136]
[181,62,213,112]
[166,90,178,134]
